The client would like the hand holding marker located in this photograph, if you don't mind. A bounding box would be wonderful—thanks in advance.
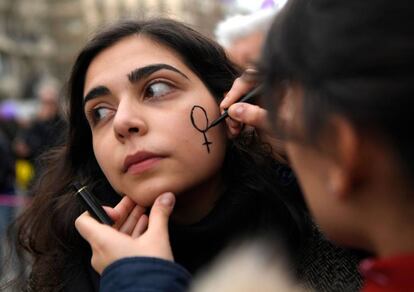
[73,181,114,225]
[208,85,262,130]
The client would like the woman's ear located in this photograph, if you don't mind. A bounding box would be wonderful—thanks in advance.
[325,116,361,200]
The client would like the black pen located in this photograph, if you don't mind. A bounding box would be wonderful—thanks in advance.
[207,85,262,130]
[73,182,114,225]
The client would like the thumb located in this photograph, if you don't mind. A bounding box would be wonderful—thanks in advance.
[75,212,111,244]
[147,192,175,236]
[228,103,269,130]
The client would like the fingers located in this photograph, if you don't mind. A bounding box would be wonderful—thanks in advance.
[227,103,270,131]
[220,69,259,137]
[147,192,175,237]
[143,192,175,262]
[227,102,288,163]
[119,205,146,234]
[102,206,120,222]
[75,211,133,274]
[75,211,110,245]
[113,196,138,229]
[220,75,257,111]
[131,214,148,238]
[240,68,259,83]
[75,193,176,274]
[225,116,244,138]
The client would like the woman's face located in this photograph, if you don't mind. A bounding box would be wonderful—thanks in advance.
[83,35,227,207]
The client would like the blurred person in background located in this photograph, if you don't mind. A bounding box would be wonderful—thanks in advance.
[0,101,19,143]
[13,78,66,191]
[215,8,277,70]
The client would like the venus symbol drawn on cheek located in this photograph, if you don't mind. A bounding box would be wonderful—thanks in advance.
[190,105,212,153]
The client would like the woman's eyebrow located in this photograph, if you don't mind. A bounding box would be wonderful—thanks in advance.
[127,63,189,83]
[83,85,111,104]
[83,64,188,104]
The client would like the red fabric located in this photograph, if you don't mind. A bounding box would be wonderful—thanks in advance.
[360,255,414,292]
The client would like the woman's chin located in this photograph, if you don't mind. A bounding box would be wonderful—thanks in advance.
[126,189,178,208]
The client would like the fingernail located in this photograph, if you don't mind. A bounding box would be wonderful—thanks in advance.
[159,192,174,207]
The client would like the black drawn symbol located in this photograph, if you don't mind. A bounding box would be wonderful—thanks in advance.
[190,105,212,153]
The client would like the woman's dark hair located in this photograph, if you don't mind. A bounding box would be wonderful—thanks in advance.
[9,18,310,291]
[260,0,414,178]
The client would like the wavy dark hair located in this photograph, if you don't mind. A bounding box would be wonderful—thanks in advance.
[7,18,310,291]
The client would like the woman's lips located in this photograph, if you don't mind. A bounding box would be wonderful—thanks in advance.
[126,157,163,174]
[123,151,164,174]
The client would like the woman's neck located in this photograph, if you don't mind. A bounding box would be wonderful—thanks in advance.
[372,213,414,258]
[362,189,414,258]
[352,157,414,258]
[171,172,226,225]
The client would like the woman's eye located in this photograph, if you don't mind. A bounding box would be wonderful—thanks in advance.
[88,107,113,124]
[145,81,173,99]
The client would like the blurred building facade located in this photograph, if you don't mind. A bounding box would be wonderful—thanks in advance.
[0,0,225,100]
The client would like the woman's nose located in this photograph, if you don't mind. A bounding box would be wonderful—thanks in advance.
[113,99,147,141]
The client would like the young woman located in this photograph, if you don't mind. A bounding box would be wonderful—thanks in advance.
[10,19,361,291]
[253,0,414,290]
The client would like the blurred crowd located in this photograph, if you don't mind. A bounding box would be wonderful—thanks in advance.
[0,78,65,264]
